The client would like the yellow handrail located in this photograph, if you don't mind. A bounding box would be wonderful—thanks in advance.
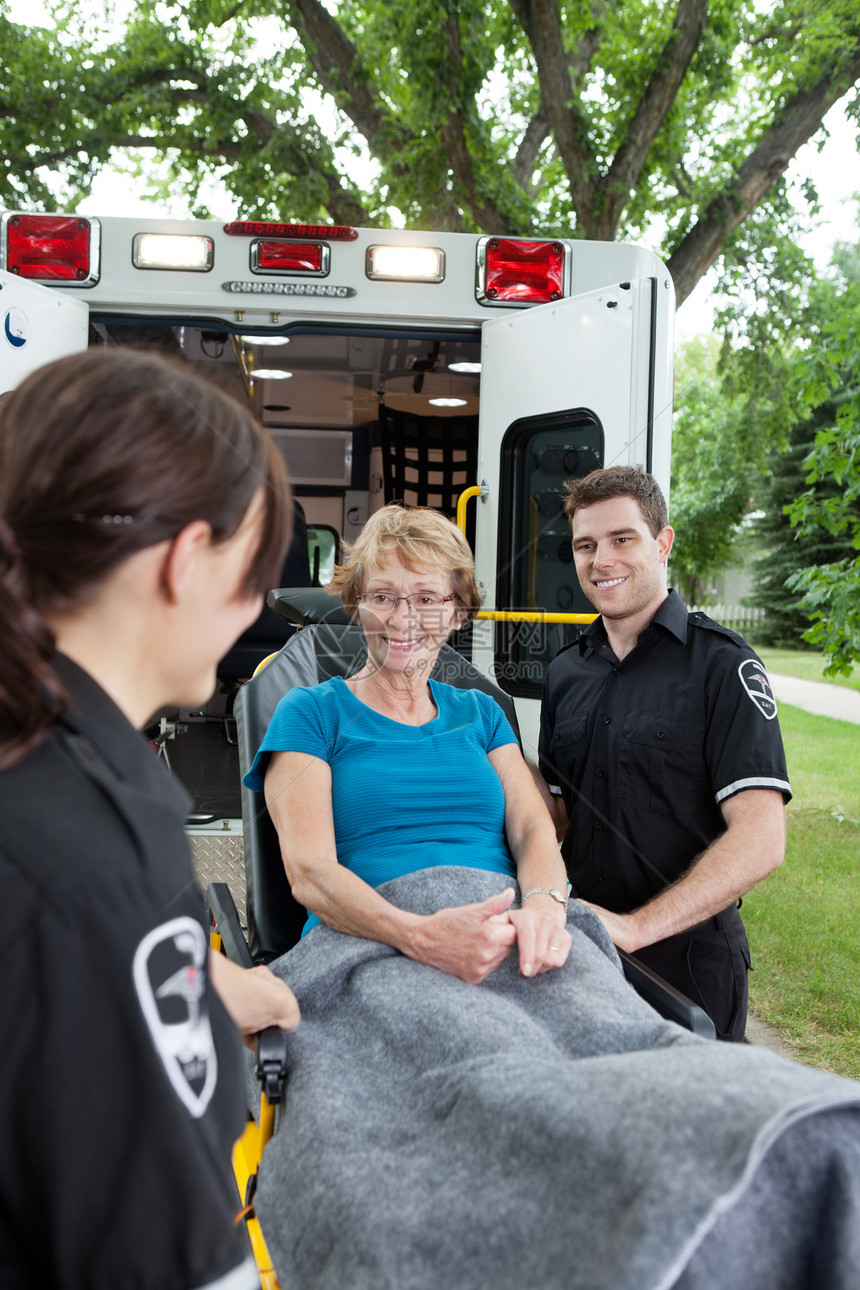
[476,610,597,624]
[456,485,484,535]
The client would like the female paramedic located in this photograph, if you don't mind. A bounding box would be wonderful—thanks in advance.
[0,347,300,1290]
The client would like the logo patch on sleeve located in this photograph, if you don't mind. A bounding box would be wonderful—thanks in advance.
[133,917,217,1118]
[738,659,778,720]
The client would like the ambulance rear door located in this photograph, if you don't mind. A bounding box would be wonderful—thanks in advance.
[471,275,673,758]
[0,271,90,396]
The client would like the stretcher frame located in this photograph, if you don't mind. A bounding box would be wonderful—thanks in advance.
[207,614,716,1286]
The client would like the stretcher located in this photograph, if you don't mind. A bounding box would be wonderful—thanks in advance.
[207,611,716,1287]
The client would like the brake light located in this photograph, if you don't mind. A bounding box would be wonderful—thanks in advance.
[224,221,358,241]
[251,241,329,275]
[1,213,99,284]
[477,237,566,305]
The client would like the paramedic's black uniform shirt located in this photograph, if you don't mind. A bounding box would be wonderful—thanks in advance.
[0,656,251,1290]
[539,590,791,913]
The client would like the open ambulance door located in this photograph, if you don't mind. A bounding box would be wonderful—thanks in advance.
[0,271,89,396]
[470,275,674,758]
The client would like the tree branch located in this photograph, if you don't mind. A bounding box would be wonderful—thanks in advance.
[601,0,708,236]
[669,39,860,306]
[288,0,410,159]
[440,16,514,232]
[509,0,601,227]
[513,106,550,192]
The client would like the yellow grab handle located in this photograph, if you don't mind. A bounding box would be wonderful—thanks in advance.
[456,485,484,535]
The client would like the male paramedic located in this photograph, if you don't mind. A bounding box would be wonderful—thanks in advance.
[538,466,791,1041]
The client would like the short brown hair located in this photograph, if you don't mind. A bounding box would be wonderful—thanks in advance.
[563,466,668,537]
[330,504,482,621]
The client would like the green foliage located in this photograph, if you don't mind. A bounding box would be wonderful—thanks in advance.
[670,333,756,601]
[749,408,854,649]
[783,274,860,675]
[1,0,858,303]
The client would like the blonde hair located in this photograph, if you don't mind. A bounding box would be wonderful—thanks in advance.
[330,504,482,621]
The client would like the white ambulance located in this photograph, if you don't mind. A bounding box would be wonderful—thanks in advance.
[0,211,674,766]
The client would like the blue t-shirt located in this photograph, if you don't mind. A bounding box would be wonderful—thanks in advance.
[244,677,519,933]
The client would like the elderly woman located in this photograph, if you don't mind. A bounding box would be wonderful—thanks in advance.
[246,502,572,981]
[243,503,860,1290]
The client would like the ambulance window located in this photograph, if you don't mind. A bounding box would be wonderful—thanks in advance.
[495,411,603,698]
[307,525,339,585]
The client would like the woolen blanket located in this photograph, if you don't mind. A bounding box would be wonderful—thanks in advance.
[254,866,860,1289]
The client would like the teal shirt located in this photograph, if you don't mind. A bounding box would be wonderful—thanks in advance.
[244,676,519,933]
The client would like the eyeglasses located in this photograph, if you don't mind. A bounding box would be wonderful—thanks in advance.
[358,592,458,613]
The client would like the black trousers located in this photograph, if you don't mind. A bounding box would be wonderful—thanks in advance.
[633,904,751,1042]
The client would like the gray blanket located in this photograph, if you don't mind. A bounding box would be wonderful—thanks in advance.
[255,867,860,1289]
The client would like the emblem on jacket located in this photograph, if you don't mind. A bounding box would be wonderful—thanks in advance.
[738,659,777,720]
[133,916,217,1117]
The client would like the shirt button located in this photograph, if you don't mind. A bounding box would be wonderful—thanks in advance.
[596,768,606,778]
[656,730,665,739]
[602,716,611,725]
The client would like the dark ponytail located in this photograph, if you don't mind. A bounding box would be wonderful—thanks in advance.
[0,347,292,769]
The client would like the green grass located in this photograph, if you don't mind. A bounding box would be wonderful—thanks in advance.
[743,703,860,1077]
[754,647,860,693]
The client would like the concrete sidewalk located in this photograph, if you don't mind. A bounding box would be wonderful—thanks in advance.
[768,672,860,724]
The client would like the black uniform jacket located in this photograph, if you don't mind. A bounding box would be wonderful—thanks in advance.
[0,656,253,1290]
[539,591,791,914]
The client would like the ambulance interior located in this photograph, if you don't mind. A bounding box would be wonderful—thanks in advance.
[90,319,486,817]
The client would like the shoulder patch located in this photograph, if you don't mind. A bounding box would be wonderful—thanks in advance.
[737,658,778,720]
[133,916,217,1118]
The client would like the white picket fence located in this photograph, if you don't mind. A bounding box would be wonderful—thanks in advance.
[690,604,766,629]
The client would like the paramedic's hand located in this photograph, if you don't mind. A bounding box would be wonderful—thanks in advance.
[209,952,301,1046]
[577,901,644,952]
[407,888,518,985]
[509,895,571,978]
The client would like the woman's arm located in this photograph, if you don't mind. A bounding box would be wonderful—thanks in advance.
[488,743,572,977]
[264,750,517,984]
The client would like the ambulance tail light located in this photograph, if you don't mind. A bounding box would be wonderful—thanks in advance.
[366,245,445,283]
[132,233,214,271]
[251,241,329,275]
[477,237,566,306]
[1,213,100,285]
[224,221,358,241]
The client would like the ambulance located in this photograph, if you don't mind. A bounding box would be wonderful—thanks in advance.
[0,211,675,788]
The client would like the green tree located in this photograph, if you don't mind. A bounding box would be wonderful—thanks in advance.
[1,0,859,305]
[784,268,860,674]
[749,405,854,648]
[670,333,754,602]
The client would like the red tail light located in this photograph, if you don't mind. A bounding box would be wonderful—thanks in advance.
[477,237,566,306]
[251,241,328,275]
[1,214,99,284]
[224,221,357,241]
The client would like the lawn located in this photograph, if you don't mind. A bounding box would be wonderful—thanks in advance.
[742,702,860,1077]
[754,647,860,693]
